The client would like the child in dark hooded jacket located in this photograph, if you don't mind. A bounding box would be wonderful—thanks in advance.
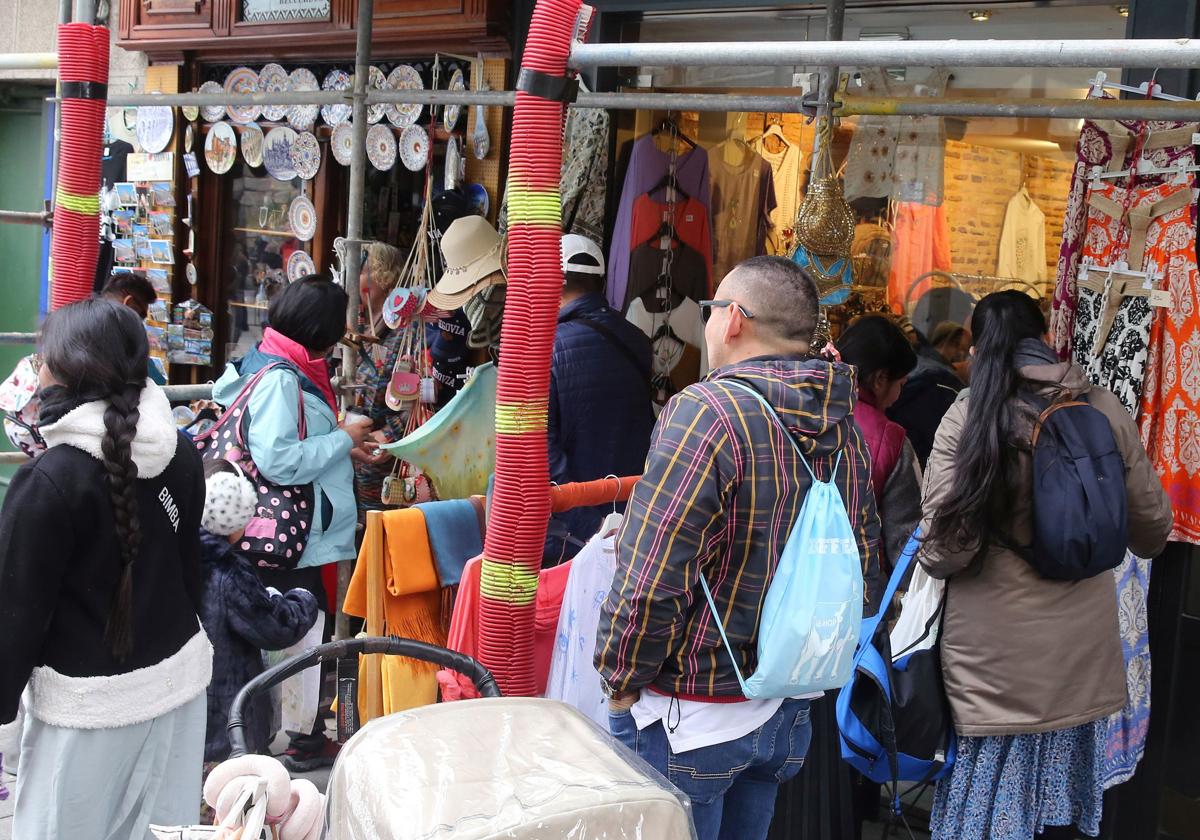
[198,459,319,762]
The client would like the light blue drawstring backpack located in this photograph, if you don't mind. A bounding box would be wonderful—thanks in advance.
[700,380,864,699]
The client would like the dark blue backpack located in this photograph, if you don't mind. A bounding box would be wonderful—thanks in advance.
[1022,395,1128,580]
[837,529,956,816]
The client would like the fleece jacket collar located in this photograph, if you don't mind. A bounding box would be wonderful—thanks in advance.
[40,380,178,478]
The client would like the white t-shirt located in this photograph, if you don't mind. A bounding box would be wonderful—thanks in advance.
[545,523,620,729]
[631,687,823,754]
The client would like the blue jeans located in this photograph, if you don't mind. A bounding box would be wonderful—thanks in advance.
[609,699,812,840]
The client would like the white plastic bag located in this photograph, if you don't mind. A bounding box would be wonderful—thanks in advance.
[264,608,324,737]
[889,563,944,661]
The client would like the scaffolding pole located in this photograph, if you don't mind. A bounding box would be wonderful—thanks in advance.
[569,38,1200,70]
[0,208,52,228]
[811,0,845,176]
[0,54,58,72]
[100,89,1200,120]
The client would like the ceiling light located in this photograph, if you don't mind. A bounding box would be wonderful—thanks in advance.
[1115,5,1129,16]
[969,10,992,22]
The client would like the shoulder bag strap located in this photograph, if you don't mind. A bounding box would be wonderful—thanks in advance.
[571,317,652,389]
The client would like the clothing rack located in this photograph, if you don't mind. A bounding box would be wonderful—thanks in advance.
[550,476,640,513]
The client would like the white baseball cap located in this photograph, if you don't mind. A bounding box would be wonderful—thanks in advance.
[561,234,605,279]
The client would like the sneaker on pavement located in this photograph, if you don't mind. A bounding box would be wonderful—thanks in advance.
[281,738,340,773]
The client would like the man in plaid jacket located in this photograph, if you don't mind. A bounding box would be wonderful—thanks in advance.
[595,256,881,840]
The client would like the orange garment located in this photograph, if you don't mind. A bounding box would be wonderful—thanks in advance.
[343,509,446,721]
[888,202,952,314]
[436,556,572,699]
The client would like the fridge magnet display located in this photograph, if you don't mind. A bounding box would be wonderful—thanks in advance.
[205,122,237,174]
[289,194,317,241]
[367,123,397,171]
[331,122,354,166]
[136,105,174,154]
[291,131,321,180]
[240,122,265,168]
[258,63,290,123]
[224,66,261,125]
[386,64,424,128]
[288,68,321,132]
[321,69,352,127]
[264,127,299,181]
[198,81,225,123]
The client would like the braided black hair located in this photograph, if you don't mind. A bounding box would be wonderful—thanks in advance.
[41,298,149,660]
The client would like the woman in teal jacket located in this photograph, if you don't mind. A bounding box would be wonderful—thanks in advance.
[212,275,371,769]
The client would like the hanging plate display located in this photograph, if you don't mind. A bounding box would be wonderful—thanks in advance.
[240,122,265,168]
[466,183,489,217]
[224,67,260,125]
[198,81,225,123]
[385,64,424,128]
[331,122,354,166]
[443,67,466,133]
[367,123,397,171]
[291,131,321,180]
[183,124,194,153]
[204,121,237,174]
[136,105,174,154]
[289,194,317,241]
[399,124,429,172]
[287,250,316,283]
[321,68,353,127]
[263,126,299,181]
[444,135,462,191]
[185,262,198,285]
[258,63,290,123]
[182,103,199,122]
[366,66,387,125]
[287,68,320,132]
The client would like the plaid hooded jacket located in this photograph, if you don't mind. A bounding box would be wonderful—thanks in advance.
[594,356,881,700]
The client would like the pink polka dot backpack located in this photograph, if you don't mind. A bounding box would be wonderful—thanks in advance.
[193,362,314,570]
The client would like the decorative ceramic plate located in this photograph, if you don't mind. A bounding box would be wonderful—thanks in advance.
[136,105,174,153]
[287,68,320,132]
[367,66,387,124]
[331,122,354,166]
[198,81,225,123]
[321,69,352,126]
[258,63,289,122]
[386,64,424,128]
[263,126,299,181]
[466,183,489,216]
[183,123,194,152]
[185,262,198,285]
[240,122,265,168]
[443,67,466,132]
[367,123,396,171]
[204,121,237,174]
[291,131,321,180]
[182,103,199,122]
[399,124,429,172]
[444,135,461,191]
[287,250,316,282]
[289,194,317,241]
[224,67,260,124]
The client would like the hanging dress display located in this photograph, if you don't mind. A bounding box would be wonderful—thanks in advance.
[753,125,805,256]
[1101,551,1153,789]
[1050,118,1198,358]
[1070,179,1192,416]
[844,67,951,206]
[996,185,1047,289]
[707,140,776,283]
[888,203,952,314]
[607,135,712,311]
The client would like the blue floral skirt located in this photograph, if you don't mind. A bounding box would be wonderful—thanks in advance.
[930,721,1105,840]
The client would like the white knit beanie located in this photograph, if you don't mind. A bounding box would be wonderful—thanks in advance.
[202,465,258,536]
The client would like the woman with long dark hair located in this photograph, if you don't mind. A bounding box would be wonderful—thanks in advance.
[919,292,1172,840]
[0,298,211,838]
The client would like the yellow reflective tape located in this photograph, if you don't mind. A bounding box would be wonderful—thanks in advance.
[479,558,540,605]
[55,188,99,215]
[495,400,548,435]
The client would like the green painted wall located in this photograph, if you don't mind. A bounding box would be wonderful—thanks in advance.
[0,88,51,493]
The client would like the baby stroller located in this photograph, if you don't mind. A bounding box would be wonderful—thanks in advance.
[153,637,695,840]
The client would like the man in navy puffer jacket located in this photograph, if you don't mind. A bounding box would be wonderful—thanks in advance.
[546,235,655,563]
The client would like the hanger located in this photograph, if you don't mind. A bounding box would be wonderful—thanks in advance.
[1090,157,1200,185]
[1087,70,1199,102]
[651,114,697,150]
[599,474,624,538]
[648,169,691,205]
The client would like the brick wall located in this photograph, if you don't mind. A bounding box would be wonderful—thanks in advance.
[942,140,1074,299]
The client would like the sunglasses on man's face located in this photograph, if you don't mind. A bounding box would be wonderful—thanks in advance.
[699,299,756,324]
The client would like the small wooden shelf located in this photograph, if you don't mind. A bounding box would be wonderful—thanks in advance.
[233,227,295,237]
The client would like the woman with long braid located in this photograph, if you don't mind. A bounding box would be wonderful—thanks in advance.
[0,298,211,839]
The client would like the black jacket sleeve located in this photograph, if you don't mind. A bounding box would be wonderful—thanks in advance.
[225,562,320,651]
[0,465,74,724]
